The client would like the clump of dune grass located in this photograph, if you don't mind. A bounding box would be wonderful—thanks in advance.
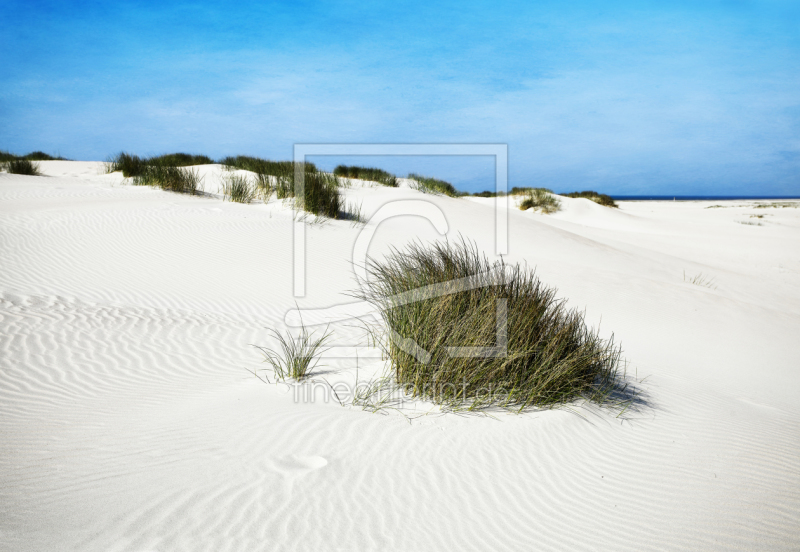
[408,173,460,197]
[565,190,618,208]
[341,200,366,225]
[275,174,294,199]
[754,202,799,209]
[683,271,717,289]
[110,152,205,194]
[355,239,623,411]
[4,158,42,176]
[110,151,213,177]
[520,188,561,214]
[222,156,319,202]
[472,190,508,198]
[511,186,552,195]
[298,171,342,218]
[1,150,68,162]
[254,322,332,381]
[220,155,317,175]
[222,174,255,203]
[110,152,148,177]
[149,153,214,167]
[334,165,398,187]
[25,151,67,160]
[132,165,201,194]
[254,172,272,200]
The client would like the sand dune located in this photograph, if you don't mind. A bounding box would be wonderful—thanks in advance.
[1,162,798,551]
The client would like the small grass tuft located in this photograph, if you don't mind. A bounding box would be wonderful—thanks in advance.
[222,174,255,203]
[341,199,366,225]
[683,271,717,289]
[299,171,342,218]
[334,165,398,187]
[754,202,799,209]
[511,186,552,195]
[221,156,316,175]
[4,158,42,176]
[408,173,460,197]
[519,188,561,214]
[564,190,618,208]
[148,153,214,167]
[472,190,508,198]
[134,165,202,194]
[21,151,68,161]
[254,322,332,381]
[110,152,148,177]
[356,239,624,411]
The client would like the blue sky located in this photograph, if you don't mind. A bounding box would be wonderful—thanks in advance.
[1,0,798,195]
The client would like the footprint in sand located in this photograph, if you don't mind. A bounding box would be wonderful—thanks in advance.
[273,455,328,475]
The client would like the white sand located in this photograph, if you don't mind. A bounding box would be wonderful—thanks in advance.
[1,162,799,551]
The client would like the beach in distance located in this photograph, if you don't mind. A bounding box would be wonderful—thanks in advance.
[1,160,799,551]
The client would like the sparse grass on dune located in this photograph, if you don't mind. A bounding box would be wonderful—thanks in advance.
[110,152,149,177]
[356,239,624,411]
[221,156,319,201]
[341,200,366,225]
[221,155,316,176]
[21,151,68,161]
[333,165,398,187]
[519,188,561,214]
[1,150,68,162]
[111,152,205,195]
[255,321,332,381]
[408,173,461,197]
[754,202,799,209]
[471,187,552,198]
[683,271,717,289]
[149,153,215,167]
[222,174,256,203]
[565,190,618,208]
[299,171,342,218]
[254,172,272,201]
[132,165,202,194]
[110,152,214,177]
[511,186,552,195]
[3,158,43,176]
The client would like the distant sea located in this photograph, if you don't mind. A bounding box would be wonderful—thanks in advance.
[610,195,800,201]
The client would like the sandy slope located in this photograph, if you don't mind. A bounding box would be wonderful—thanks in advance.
[1,162,798,551]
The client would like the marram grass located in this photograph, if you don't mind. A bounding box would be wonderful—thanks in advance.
[356,240,623,411]
[520,188,561,214]
[132,165,202,194]
[222,174,255,203]
[565,190,618,208]
[3,158,42,176]
[334,165,398,187]
[255,322,332,381]
[408,173,460,197]
[298,171,342,218]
